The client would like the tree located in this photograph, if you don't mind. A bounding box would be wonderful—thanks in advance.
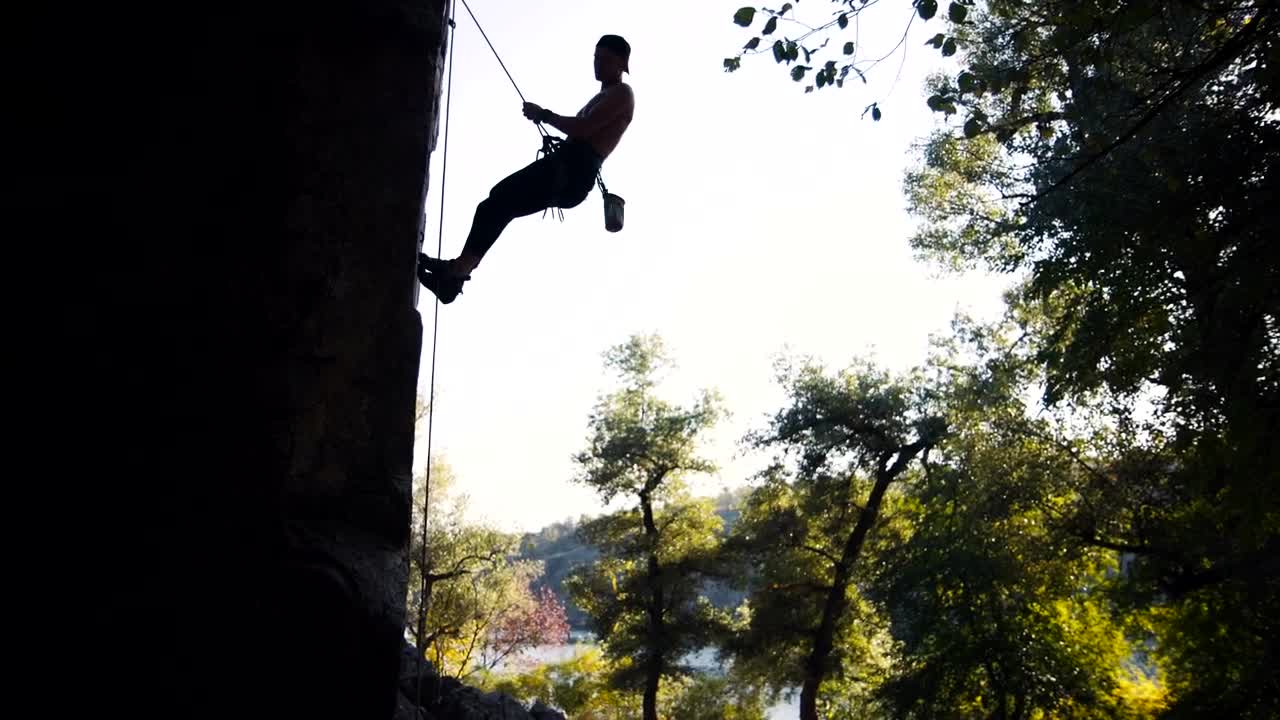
[870,321,1164,719]
[408,483,566,679]
[566,334,726,720]
[406,396,568,681]
[724,357,944,720]
[899,2,1279,714]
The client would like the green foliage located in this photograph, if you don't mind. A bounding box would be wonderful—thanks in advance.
[516,501,751,633]
[483,647,770,720]
[666,672,771,720]
[407,404,567,680]
[569,334,729,718]
[867,330,1159,717]
[409,497,547,678]
[723,0,925,102]
[482,647,641,719]
[565,495,728,681]
[721,358,942,713]
[899,2,1279,713]
[574,334,722,505]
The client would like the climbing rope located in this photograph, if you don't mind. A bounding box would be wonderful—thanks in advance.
[417,0,457,708]
[419,9,607,640]
[420,2,563,619]
[458,0,552,141]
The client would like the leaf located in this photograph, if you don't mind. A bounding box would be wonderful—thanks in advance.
[723,57,741,72]
[843,41,855,55]
[781,2,793,15]
[744,37,761,51]
[942,38,958,56]
[805,85,814,93]
[836,78,844,88]
[838,12,849,29]
[872,105,882,121]
[926,33,945,48]
[803,47,812,63]
[917,0,938,21]
[926,94,954,112]
[772,40,785,63]
[786,41,800,62]
[791,65,811,82]
[957,71,978,94]
[733,7,757,26]
[949,2,968,23]
[816,72,826,88]
[964,117,982,138]
[763,16,779,35]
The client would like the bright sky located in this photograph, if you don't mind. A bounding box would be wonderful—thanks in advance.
[412,0,1010,533]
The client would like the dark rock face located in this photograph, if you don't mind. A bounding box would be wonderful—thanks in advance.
[170,1,452,718]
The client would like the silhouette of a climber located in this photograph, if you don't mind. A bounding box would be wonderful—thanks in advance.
[418,34,635,304]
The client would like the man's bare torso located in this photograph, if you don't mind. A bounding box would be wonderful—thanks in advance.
[577,83,634,158]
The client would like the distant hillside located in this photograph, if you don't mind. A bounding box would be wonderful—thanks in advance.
[517,488,752,631]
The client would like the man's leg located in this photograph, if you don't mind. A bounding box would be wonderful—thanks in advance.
[439,155,561,276]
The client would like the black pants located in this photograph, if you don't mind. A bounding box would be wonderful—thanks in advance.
[461,139,603,261]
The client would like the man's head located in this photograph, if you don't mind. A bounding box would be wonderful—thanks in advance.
[594,34,630,82]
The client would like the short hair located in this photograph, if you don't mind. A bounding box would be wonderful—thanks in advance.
[597,34,631,73]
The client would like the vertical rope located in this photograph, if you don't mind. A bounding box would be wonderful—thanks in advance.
[417,0,456,707]
[458,0,551,139]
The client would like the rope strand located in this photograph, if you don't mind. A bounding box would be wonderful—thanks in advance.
[417,0,456,708]
[458,0,550,138]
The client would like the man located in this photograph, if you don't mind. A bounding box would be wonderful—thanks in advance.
[417,34,636,304]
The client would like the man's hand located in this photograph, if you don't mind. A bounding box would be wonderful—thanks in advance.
[522,102,550,123]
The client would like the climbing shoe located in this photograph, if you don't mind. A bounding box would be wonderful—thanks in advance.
[418,267,467,304]
[418,253,471,278]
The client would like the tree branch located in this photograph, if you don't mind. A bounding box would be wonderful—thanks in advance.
[766,581,833,595]
[1018,5,1273,207]
[801,544,843,565]
[1007,421,1113,488]
[1078,535,1172,558]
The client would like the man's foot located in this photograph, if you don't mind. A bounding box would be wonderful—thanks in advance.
[419,253,472,279]
[418,267,467,304]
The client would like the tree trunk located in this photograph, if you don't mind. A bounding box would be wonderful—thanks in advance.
[640,489,663,720]
[799,443,926,720]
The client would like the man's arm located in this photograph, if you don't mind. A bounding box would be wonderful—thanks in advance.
[524,86,633,139]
